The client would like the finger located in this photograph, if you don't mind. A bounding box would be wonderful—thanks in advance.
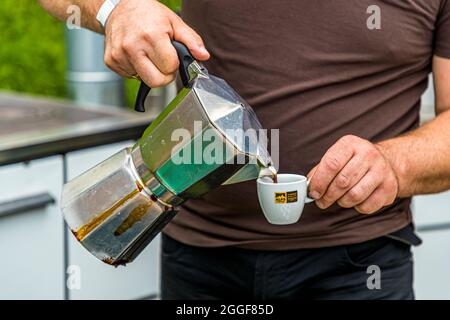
[105,60,129,78]
[316,154,370,209]
[128,51,176,87]
[306,165,318,198]
[354,187,388,214]
[144,36,179,75]
[308,140,354,200]
[104,45,133,78]
[105,38,136,77]
[104,32,136,76]
[110,47,137,77]
[171,16,210,61]
[338,169,383,209]
[307,165,318,180]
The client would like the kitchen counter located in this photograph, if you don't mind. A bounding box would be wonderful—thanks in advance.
[0,92,154,166]
[0,92,161,300]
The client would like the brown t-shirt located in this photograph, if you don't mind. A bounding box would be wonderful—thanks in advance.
[164,0,450,250]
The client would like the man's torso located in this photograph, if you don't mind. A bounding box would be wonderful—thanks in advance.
[164,0,445,249]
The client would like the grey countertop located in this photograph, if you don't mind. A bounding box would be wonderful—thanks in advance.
[0,92,155,166]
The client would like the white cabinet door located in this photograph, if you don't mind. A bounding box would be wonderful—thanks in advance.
[412,192,450,228]
[66,142,160,300]
[414,229,450,300]
[412,191,450,299]
[0,156,64,299]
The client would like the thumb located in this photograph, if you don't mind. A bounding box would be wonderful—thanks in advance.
[307,165,319,181]
[171,17,210,61]
[307,165,319,200]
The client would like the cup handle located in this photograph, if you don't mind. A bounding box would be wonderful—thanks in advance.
[305,179,315,203]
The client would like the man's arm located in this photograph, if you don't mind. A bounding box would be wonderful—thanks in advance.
[37,0,210,86]
[378,56,450,196]
[38,0,103,33]
[308,56,450,214]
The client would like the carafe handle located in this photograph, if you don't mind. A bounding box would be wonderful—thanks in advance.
[134,41,195,112]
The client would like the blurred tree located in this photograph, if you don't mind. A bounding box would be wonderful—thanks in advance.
[0,0,181,104]
[0,0,66,97]
[160,0,181,12]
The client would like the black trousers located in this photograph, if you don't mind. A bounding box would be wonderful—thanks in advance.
[161,233,415,300]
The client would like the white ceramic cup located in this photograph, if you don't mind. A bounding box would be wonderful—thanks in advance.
[257,174,315,225]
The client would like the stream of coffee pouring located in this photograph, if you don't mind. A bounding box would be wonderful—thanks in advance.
[259,165,278,183]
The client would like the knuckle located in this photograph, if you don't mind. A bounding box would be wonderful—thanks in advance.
[159,57,178,75]
[379,159,389,171]
[166,58,179,73]
[141,30,156,43]
[374,159,384,170]
[366,147,380,160]
[170,12,182,22]
[104,54,114,68]
[347,188,363,203]
[121,40,135,55]
[340,135,356,144]
[336,173,350,188]
[322,192,336,203]
[324,156,341,171]
[192,32,204,44]
[110,49,122,63]
[340,134,362,146]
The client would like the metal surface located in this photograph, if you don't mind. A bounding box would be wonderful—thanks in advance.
[417,223,450,233]
[193,73,273,166]
[61,147,174,265]
[61,56,275,266]
[130,145,184,206]
[139,88,210,172]
[0,94,108,136]
[137,68,274,196]
[0,93,155,166]
[65,28,124,107]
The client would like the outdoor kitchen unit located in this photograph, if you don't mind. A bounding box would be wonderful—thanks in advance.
[0,92,160,300]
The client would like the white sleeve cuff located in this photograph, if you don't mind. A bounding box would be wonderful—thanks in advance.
[96,0,120,28]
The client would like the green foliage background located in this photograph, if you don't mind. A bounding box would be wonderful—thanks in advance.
[0,0,181,104]
[0,1,66,97]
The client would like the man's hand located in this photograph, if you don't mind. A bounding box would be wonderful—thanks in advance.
[104,0,210,86]
[307,135,399,214]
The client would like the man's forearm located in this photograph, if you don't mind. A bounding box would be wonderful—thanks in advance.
[38,0,104,33]
[38,0,209,90]
[377,110,450,197]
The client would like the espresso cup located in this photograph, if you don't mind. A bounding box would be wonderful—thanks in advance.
[257,174,314,225]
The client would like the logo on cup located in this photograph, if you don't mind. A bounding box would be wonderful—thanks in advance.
[274,191,298,204]
[287,191,298,203]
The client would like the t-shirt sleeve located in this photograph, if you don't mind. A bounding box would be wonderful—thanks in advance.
[435,0,450,58]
